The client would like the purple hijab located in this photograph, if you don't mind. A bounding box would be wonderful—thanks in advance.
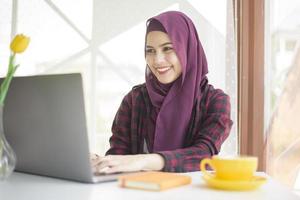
[145,11,208,151]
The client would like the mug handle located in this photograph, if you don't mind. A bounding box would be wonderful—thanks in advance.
[200,158,214,178]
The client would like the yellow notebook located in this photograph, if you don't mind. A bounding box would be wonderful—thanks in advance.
[118,171,192,191]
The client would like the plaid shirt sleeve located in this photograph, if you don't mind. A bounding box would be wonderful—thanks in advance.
[105,93,132,155]
[157,89,233,172]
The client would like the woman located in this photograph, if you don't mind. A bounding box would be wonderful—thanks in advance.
[91,11,233,173]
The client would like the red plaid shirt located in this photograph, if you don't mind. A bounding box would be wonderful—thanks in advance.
[106,82,233,172]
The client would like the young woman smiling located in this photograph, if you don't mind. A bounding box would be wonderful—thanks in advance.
[91,11,233,174]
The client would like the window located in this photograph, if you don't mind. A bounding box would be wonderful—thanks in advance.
[265,0,300,193]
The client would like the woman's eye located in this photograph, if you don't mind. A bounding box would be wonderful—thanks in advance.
[163,46,173,52]
[145,49,155,54]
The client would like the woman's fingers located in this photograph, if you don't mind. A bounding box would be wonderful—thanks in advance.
[103,166,121,174]
[95,156,119,173]
[95,156,123,174]
[90,153,102,173]
[92,155,146,174]
[90,153,101,163]
[90,153,98,160]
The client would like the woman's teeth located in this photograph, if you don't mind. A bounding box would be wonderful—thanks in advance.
[157,67,171,73]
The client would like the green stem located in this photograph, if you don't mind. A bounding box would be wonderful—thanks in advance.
[0,53,17,105]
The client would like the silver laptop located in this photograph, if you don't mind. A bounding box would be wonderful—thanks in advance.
[3,73,122,183]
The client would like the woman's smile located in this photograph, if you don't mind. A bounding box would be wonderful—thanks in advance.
[156,66,172,74]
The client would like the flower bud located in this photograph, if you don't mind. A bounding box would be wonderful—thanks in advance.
[10,34,30,54]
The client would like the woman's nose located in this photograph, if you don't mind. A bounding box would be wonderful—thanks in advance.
[154,52,166,65]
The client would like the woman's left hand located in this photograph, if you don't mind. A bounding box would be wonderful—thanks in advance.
[94,154,165,174]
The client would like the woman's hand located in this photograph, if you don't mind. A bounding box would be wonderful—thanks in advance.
[91,154,165,174]
[90,153,103,173]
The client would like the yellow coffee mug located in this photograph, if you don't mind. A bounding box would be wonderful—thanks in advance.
[200,156,258,181]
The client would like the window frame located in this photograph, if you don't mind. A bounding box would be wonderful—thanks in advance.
[236,0,266,171]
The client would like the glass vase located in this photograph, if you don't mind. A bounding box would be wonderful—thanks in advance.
[0,106,16,180]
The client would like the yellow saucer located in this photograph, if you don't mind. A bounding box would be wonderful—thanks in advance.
[202,174,267,191]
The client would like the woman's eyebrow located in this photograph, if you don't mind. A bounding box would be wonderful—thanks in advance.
[146,42,173,49]
[146,45,154,49]
[159,42,172,47]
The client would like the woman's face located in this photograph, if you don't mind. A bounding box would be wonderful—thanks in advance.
[145,31,182,84]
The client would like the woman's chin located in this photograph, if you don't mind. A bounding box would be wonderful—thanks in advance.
[158,78,174,84]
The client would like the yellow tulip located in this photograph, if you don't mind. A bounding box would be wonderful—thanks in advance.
[10,34,30,54]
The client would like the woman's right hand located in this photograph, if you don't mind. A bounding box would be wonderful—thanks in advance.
[90,153,102,173]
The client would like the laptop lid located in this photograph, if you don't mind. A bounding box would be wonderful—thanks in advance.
[3,73,98,182]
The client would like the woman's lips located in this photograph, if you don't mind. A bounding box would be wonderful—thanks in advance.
[156,66,171,74]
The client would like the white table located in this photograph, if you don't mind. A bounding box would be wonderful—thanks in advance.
[1,172,299,200]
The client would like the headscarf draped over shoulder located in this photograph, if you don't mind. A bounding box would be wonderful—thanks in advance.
[145,11,208,151]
